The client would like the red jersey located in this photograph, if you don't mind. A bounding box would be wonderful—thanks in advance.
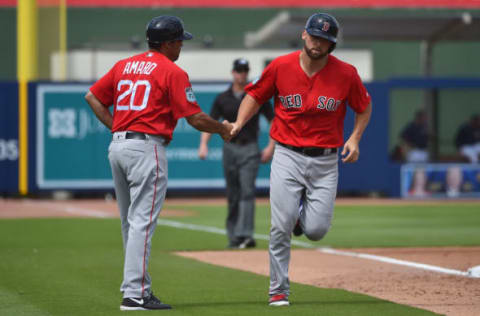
[90,51,201,141]
[246,51,371,148]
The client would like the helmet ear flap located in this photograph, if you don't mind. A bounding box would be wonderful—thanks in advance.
[328,42,336,53]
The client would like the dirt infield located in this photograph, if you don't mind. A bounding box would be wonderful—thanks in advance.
[1,197,479,315]
[2,197,478,219]
[0,198,195,218]
[178,248,480,316]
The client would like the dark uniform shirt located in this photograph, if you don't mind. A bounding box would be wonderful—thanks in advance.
[401,122,428,149]
[210,85,274,144]
[455,123,480,148]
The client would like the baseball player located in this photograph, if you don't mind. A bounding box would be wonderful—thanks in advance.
[198,58,275,249]
[85,15,232,311]
[229,13,372,306]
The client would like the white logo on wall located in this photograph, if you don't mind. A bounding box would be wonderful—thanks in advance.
[48,108,77,138]
[78,109,107,139]
[0,139,18,161]
[48,108,107,139]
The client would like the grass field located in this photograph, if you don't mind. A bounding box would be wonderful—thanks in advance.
[1,201,479,315]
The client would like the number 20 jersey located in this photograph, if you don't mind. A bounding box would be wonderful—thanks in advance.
[89,51,201,141]
[246,51,371,148]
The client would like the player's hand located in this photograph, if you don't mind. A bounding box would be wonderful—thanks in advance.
[261,144,275,163]
[230,121,241,137]
[198,143,208,160]
[221,120,233,142]
[341,138,360,163]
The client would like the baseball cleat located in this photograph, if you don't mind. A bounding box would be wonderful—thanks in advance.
[227,239,242,249]
[120,293,172,311]
[238,237,256,249]
[293,220,303,237]
[269,293,290,306]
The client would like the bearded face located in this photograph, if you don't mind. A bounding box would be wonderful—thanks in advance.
[303,44,329,60]
[302,31,332,60]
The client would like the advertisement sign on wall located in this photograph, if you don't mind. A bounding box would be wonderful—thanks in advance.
[0,82,19,193]
[35,83,271,190]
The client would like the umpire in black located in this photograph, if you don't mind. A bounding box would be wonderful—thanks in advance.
[198,58,274,248]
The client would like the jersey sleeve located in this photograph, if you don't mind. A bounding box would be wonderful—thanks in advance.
[347,67,371,113]
[245,62,277,106]
[168,69,202,120]
[89,65,117,107]
[209,95,222,120]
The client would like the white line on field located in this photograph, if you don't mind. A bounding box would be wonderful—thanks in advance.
[157,219,479,278]
[317,247,474,278]
[63,206,113,218]
[157,219,315,248]
[22,200,115,218]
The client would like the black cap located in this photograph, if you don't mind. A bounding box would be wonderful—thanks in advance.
[233,58,250,72]
[146,15,193,44]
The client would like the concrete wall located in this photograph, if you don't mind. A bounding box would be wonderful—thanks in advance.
[50,49,373,82]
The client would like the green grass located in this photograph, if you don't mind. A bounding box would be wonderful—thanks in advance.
[164,203,480,249]
[2,202,477,316]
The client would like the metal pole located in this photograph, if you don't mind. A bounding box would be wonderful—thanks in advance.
[59,0,67,81]
[17,0,38,195]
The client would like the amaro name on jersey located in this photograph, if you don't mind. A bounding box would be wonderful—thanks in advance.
[122,61,157,75]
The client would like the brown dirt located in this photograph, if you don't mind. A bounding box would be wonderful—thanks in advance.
[177,247,480,316]
[0,198,195,218]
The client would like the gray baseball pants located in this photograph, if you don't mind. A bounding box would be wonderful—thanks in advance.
[108,132,168,299]
[222,142,260,244]
[269,144,338,297]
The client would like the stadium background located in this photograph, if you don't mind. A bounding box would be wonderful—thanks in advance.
[1,2,480,316]
[1,1,480,197]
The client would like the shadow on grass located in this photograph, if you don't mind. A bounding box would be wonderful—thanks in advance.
[173,299,390,308]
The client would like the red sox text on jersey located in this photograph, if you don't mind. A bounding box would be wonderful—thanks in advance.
[279,94,341,112]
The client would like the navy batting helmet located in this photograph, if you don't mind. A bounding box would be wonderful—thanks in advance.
[146,15,193,44]
[305,13,339,53]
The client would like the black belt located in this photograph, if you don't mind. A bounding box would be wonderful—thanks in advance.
[125,131,147,140]
[278,142,337,157]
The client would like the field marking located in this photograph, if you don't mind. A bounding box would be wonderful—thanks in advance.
[157,219,315,248]
[317,247,474,278]
[21,201,114,218]
[157,219,479,278]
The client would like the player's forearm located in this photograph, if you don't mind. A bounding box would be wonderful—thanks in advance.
[349,103,372,142]
[187,112,226,134]
[85,91,113,130]
[236,94,262,129]
[200,132,212,146]
[266,137,276,149]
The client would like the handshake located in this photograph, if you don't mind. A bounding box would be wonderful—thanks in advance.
[219,120,240,142]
